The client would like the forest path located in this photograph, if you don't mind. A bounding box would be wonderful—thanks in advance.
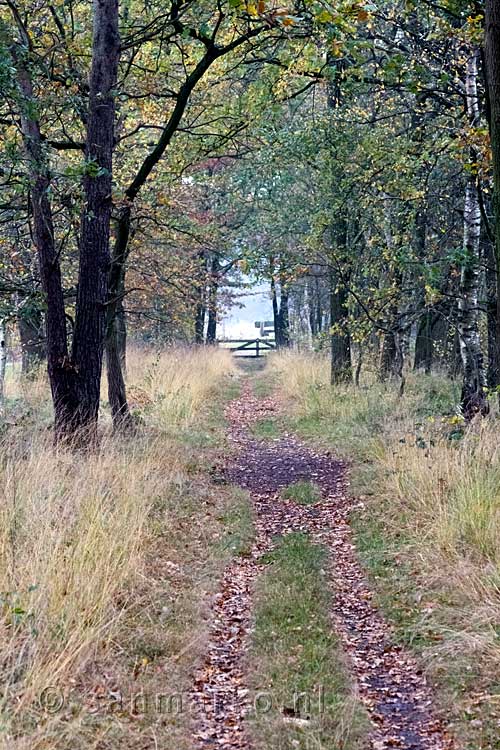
[189,375,456,750]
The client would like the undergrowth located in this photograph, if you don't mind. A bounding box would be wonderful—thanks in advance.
[0,346,246,750]
[268,350,500,750]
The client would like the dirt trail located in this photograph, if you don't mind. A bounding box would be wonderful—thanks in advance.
[189,380,456,750]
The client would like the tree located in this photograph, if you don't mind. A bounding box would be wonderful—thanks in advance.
[458,49,488,418]
[484,0,500,391]
[6,0,120,438]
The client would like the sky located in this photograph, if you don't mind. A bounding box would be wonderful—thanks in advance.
[220,281,274,339]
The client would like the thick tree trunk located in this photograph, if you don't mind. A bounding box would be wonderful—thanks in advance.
[484,1,500,389]
[458,50,488,419]
[484,228,499,387]
[15,57,78,438]
[330,271,352,384]
[18,305,45,376]
[71,0,120,434]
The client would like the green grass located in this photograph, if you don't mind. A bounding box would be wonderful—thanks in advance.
[217,488,255,558]
[249,532,368,750]
[252,369,278,398]
[251,418,280,440]
[281,480,322,505]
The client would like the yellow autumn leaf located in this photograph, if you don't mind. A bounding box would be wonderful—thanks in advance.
[315,10,333,23]
[331,40,343,56]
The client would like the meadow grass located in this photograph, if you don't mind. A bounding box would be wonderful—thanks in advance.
[0,345,246,749]
[268,350,500,750]
[281,480,322,506]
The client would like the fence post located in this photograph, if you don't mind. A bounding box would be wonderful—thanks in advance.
[256,338,260,358]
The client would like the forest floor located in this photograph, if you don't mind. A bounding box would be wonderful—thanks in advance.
[188,363,457,750]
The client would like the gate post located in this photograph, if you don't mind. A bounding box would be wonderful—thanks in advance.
[256,338,260,358]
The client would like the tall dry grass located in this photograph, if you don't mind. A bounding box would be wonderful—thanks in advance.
[269,350,500,578]
[0,345,235,748]
[268,350,500,746]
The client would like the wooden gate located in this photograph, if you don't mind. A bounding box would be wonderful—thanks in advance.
[218,338,275,358]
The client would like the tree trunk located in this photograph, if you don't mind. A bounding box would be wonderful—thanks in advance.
[316,277,323,333]
[270,264,281,346]
[194,250,207,344]
[106,206,133,428]
[413,208,433,373]
[458,50,489,419]
[15,53,78,438]
[379,331,397,380]
[484,1,500,390]
[308,278,318,337]
[414,310,433,373]
[206,254,219,344]
[0,322,6,411]
[277,279,290,348]
[194,302,206,344]
[330,270,352,384]
[484,226,499,387]
[71,0,120,434]
[354,345,363,387]
[18,305,45,376]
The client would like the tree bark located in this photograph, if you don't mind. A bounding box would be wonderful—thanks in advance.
[0,321,6,411]
[484,1,500,390]
[206,254,219,344]
[330,270,352,384]
[270,260,281,346]
[458,50,489,419]
[277,275,290,348]
[71,0,120,433]
[106,206,133,428]
[414,311,433,373]
[18,304,45,376]
[15,52,78,438]
[379,330,397,380]
[270,255,290,347]
[194,249,207,344]
[486,235,499,386]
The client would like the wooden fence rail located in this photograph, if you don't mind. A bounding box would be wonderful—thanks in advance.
[217,338,276,358]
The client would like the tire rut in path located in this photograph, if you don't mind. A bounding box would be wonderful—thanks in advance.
[189,382,456,750]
